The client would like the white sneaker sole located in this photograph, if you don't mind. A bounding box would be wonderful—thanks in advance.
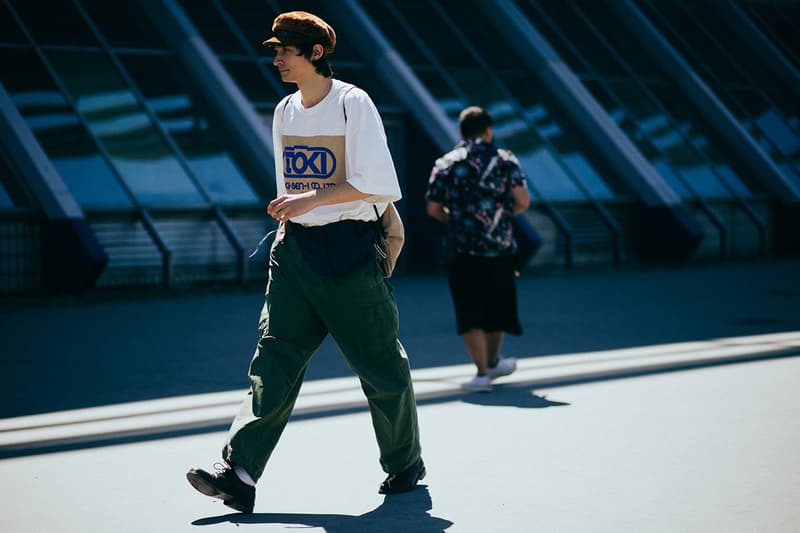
[488,360,517,380]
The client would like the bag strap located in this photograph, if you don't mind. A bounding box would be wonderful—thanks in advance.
[278,92,293,121]
[341,83,357,122]
[342,84,383,225]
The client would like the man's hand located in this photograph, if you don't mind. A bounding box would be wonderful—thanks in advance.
[267,191,317,222]
[267,183,372,222]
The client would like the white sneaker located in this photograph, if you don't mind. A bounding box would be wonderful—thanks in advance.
[487,356,517,380]
[461,374,492,392]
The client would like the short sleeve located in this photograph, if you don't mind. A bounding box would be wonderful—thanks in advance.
[344,88,402,202]
[425,164,449,203]
[272,94,292,184]
[501,149,527,189]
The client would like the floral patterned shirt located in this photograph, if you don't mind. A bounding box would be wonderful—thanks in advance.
[426,139,528,256]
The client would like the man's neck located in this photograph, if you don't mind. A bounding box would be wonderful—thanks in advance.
[297,76,333,108]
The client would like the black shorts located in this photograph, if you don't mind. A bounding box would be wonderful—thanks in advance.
[447,254,522,336]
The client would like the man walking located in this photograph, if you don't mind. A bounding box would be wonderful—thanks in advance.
[426,106,531,392]
[186,11,424,513]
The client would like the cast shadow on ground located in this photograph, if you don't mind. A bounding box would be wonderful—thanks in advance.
[460,385,570,409]
[191,485,453,532]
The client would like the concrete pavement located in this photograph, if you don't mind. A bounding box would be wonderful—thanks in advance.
[1,259,799,531]
[3,259,799,418]
[1,351,798,532]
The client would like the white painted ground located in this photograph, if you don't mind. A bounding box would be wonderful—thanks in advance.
[2,356,798,533]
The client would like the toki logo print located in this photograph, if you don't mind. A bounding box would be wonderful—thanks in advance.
[283,145,337,179]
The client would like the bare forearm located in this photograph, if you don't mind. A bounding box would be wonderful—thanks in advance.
[426,202,449,223]
[312,182,370,206]
[511,186,531,215]
[267,183,370,221]
[512,203,528,215]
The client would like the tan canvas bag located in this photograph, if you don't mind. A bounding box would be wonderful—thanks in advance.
[373,203,404,277]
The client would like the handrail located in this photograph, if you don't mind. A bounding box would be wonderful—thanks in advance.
[591,203,624,265]
[733,196,767,257]
[534,195,574,269]
[213,206,247,285]
[544,203,574,268]
[138,208,172,288]
[694,199,727,259]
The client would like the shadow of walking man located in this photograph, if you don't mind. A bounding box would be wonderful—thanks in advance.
[192,486,453,532]
[461,385,570,409]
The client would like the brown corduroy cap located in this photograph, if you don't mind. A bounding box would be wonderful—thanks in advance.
[262,11,336,55]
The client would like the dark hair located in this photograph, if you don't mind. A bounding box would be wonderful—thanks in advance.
[294,42,334,78]
[458,106,492,139]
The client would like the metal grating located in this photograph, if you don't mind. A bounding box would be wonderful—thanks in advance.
[90,218,163,288]
[155,216,239,285]
[227,213,274,282]
[0,218,42,293]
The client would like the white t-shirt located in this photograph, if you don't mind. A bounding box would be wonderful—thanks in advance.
[272,79,401,226]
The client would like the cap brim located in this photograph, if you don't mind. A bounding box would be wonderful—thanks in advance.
[262,36,282,46]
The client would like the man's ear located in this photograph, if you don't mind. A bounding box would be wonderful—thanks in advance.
[311,44,324,61]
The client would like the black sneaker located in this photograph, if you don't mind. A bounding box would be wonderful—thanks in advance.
[379,458,426,494]
[186,462,255,513]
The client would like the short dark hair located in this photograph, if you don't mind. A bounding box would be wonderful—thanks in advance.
[294,43,334,78]
[458,106,492,139]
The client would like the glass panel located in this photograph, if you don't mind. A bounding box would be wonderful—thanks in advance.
[733,88,800,158]
[224,59,282,106]
[499,71,620,198]
[0,151,22,208]
[688,0,799,118]
[177,0,246,55]
[46,50,205,206]
[532,107,615,199]
[0,182,13,208]
[650,160,690,198]
[121,54,259,205]
[650,83,756,196]
[711,88,800,185]
[81,0,169,49]
[532,0,627,77]
[359,1,429,67]
[458,0,619,199]
[1,48,131,208]
[640,0,741,86]
[222,0,274,57]
[570,0,664,80]
[331,65,399,106]
[511,0,589,76]
[370,1,585,201]
[0,3,27,45]
[644,1,800,188]
[687,2,798,118]
[416,70,465,122]
[532,0,764,200]
[445,3,522,74]
[743,1,800,71]
[391,2,481,69]
[9,0,99,47]
[606,81,732,198]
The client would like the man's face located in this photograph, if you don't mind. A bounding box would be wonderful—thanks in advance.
[272,44,313,83]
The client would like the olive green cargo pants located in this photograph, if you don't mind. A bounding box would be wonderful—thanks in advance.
[222,231,422,481]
